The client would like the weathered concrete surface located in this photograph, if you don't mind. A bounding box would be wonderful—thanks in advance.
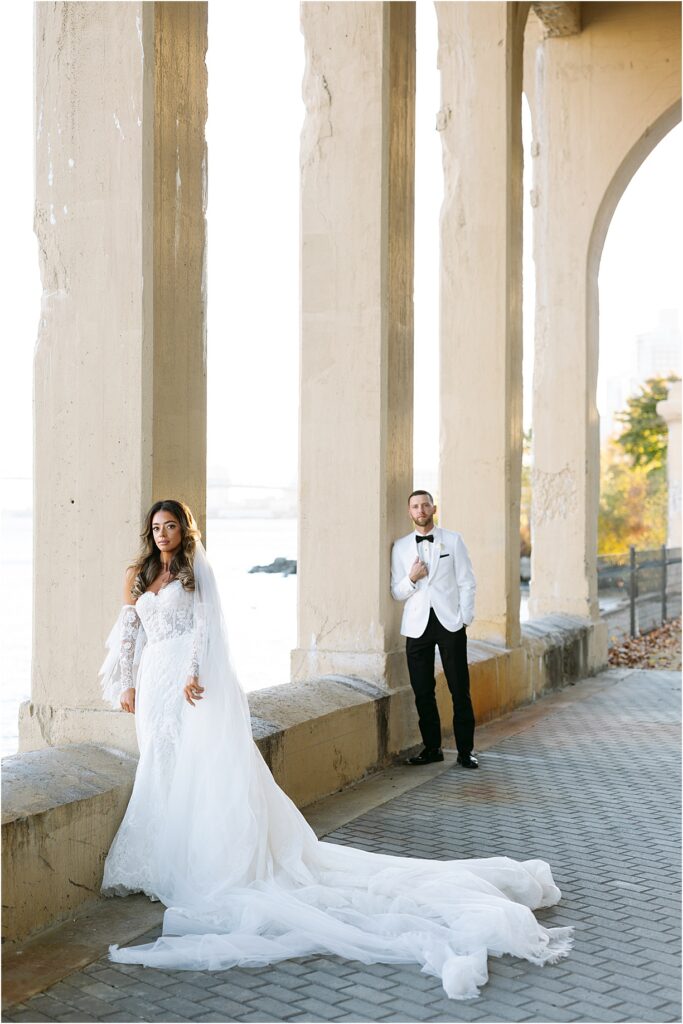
[149,2,208,513]
[293,2,415,688]
[251,677,393,807]
[1,895,164,1011]
[521,613,608,698]
[436,1,526,650]
[2,745,137,945]
[27,1,207,754]
[32,1,150,728]
[658,380,682,548]
[532,1,581,37]
[19,703,141,758]
[527,1,681,619]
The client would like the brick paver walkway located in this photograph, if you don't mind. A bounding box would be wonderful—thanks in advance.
[5,669,681,1023]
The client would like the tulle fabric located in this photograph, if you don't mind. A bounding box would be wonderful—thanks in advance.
[105,544,572,999]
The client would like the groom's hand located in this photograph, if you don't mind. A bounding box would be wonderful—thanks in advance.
[409,556,428,583]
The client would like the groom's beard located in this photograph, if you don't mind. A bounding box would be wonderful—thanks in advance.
[412,516,434,531]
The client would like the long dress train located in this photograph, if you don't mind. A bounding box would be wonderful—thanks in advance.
[100,546,572,1000]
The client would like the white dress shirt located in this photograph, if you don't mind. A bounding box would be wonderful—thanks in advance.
[415,532,433,571]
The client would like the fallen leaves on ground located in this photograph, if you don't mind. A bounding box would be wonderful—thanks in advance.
[608,616,682,670]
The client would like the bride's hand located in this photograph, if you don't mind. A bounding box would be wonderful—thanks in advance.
[120,687,136,714]
[184,676,205,707]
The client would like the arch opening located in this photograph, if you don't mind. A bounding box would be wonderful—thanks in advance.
[593,117,682,635]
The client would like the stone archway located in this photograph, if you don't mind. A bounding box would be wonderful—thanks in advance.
[525,2,681,625]
[587,100,681,565]
[587,99,682,369]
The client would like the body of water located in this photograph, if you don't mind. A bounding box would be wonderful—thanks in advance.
[1,514,297,757]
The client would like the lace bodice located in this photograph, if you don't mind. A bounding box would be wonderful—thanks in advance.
[115,581,199,695]
[135,580,195,646]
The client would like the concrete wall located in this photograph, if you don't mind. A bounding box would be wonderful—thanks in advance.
[32,1,151,727]
[25,2,208,754]
[293,2,415,688]
[4,618,605,944]
[2,746,137,945]
[436,1,527,650]
[526,2,681,619]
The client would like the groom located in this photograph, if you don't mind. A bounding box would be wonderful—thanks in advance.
[391,490,478,768]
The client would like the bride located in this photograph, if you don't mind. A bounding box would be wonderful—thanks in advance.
[100,499,572,1000]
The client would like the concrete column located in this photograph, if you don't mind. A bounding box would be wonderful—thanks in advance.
[527,44,600,621]
[292,2,415,687]
[658,381,682,548]
[22,2,207,753]
[436,2,526,649]
[151,3,208,513]
[526,3,680,622]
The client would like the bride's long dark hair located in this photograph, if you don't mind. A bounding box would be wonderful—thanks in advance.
[129,499,201,600]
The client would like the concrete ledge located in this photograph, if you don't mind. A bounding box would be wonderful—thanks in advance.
[19,701,141,757]
[250,676,403,807]
[2,745,137,945]
[521,613,608,699]
[5,617,608,943]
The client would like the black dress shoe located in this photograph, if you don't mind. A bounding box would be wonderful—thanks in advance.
[406,748,444,766]
[457,753,479,769]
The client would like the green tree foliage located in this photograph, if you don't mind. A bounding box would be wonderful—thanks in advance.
[522,374,678,557]
[615,375,680,474]
[598,438,667,554]
[599,376,679,553]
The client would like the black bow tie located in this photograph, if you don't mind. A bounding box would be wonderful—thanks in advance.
[416,535,434,544]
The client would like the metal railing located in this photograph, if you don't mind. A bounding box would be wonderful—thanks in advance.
[597,546,682,638]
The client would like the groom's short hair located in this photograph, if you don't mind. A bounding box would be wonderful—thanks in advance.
[408,489,434,504]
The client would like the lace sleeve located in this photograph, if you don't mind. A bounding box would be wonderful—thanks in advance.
[120,606,141,689]
[187,599,206,679]
[100,605,144,707]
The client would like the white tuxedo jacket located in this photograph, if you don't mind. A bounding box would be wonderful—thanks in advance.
[390,526,476,639]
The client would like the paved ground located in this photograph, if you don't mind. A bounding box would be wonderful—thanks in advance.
[4,669,681,1024]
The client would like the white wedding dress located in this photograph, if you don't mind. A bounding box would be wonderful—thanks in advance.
[100,546,572,999]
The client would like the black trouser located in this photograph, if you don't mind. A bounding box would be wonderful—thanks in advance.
[406,608,475,755]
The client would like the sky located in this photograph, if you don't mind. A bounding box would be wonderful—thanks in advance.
[1,0,680,496]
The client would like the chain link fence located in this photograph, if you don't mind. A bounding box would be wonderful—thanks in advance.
[598,546,682,640]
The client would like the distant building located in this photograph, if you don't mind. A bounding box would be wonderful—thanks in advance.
[636,309,682,380]
[602,310,682,442]
[602,374,638,442]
